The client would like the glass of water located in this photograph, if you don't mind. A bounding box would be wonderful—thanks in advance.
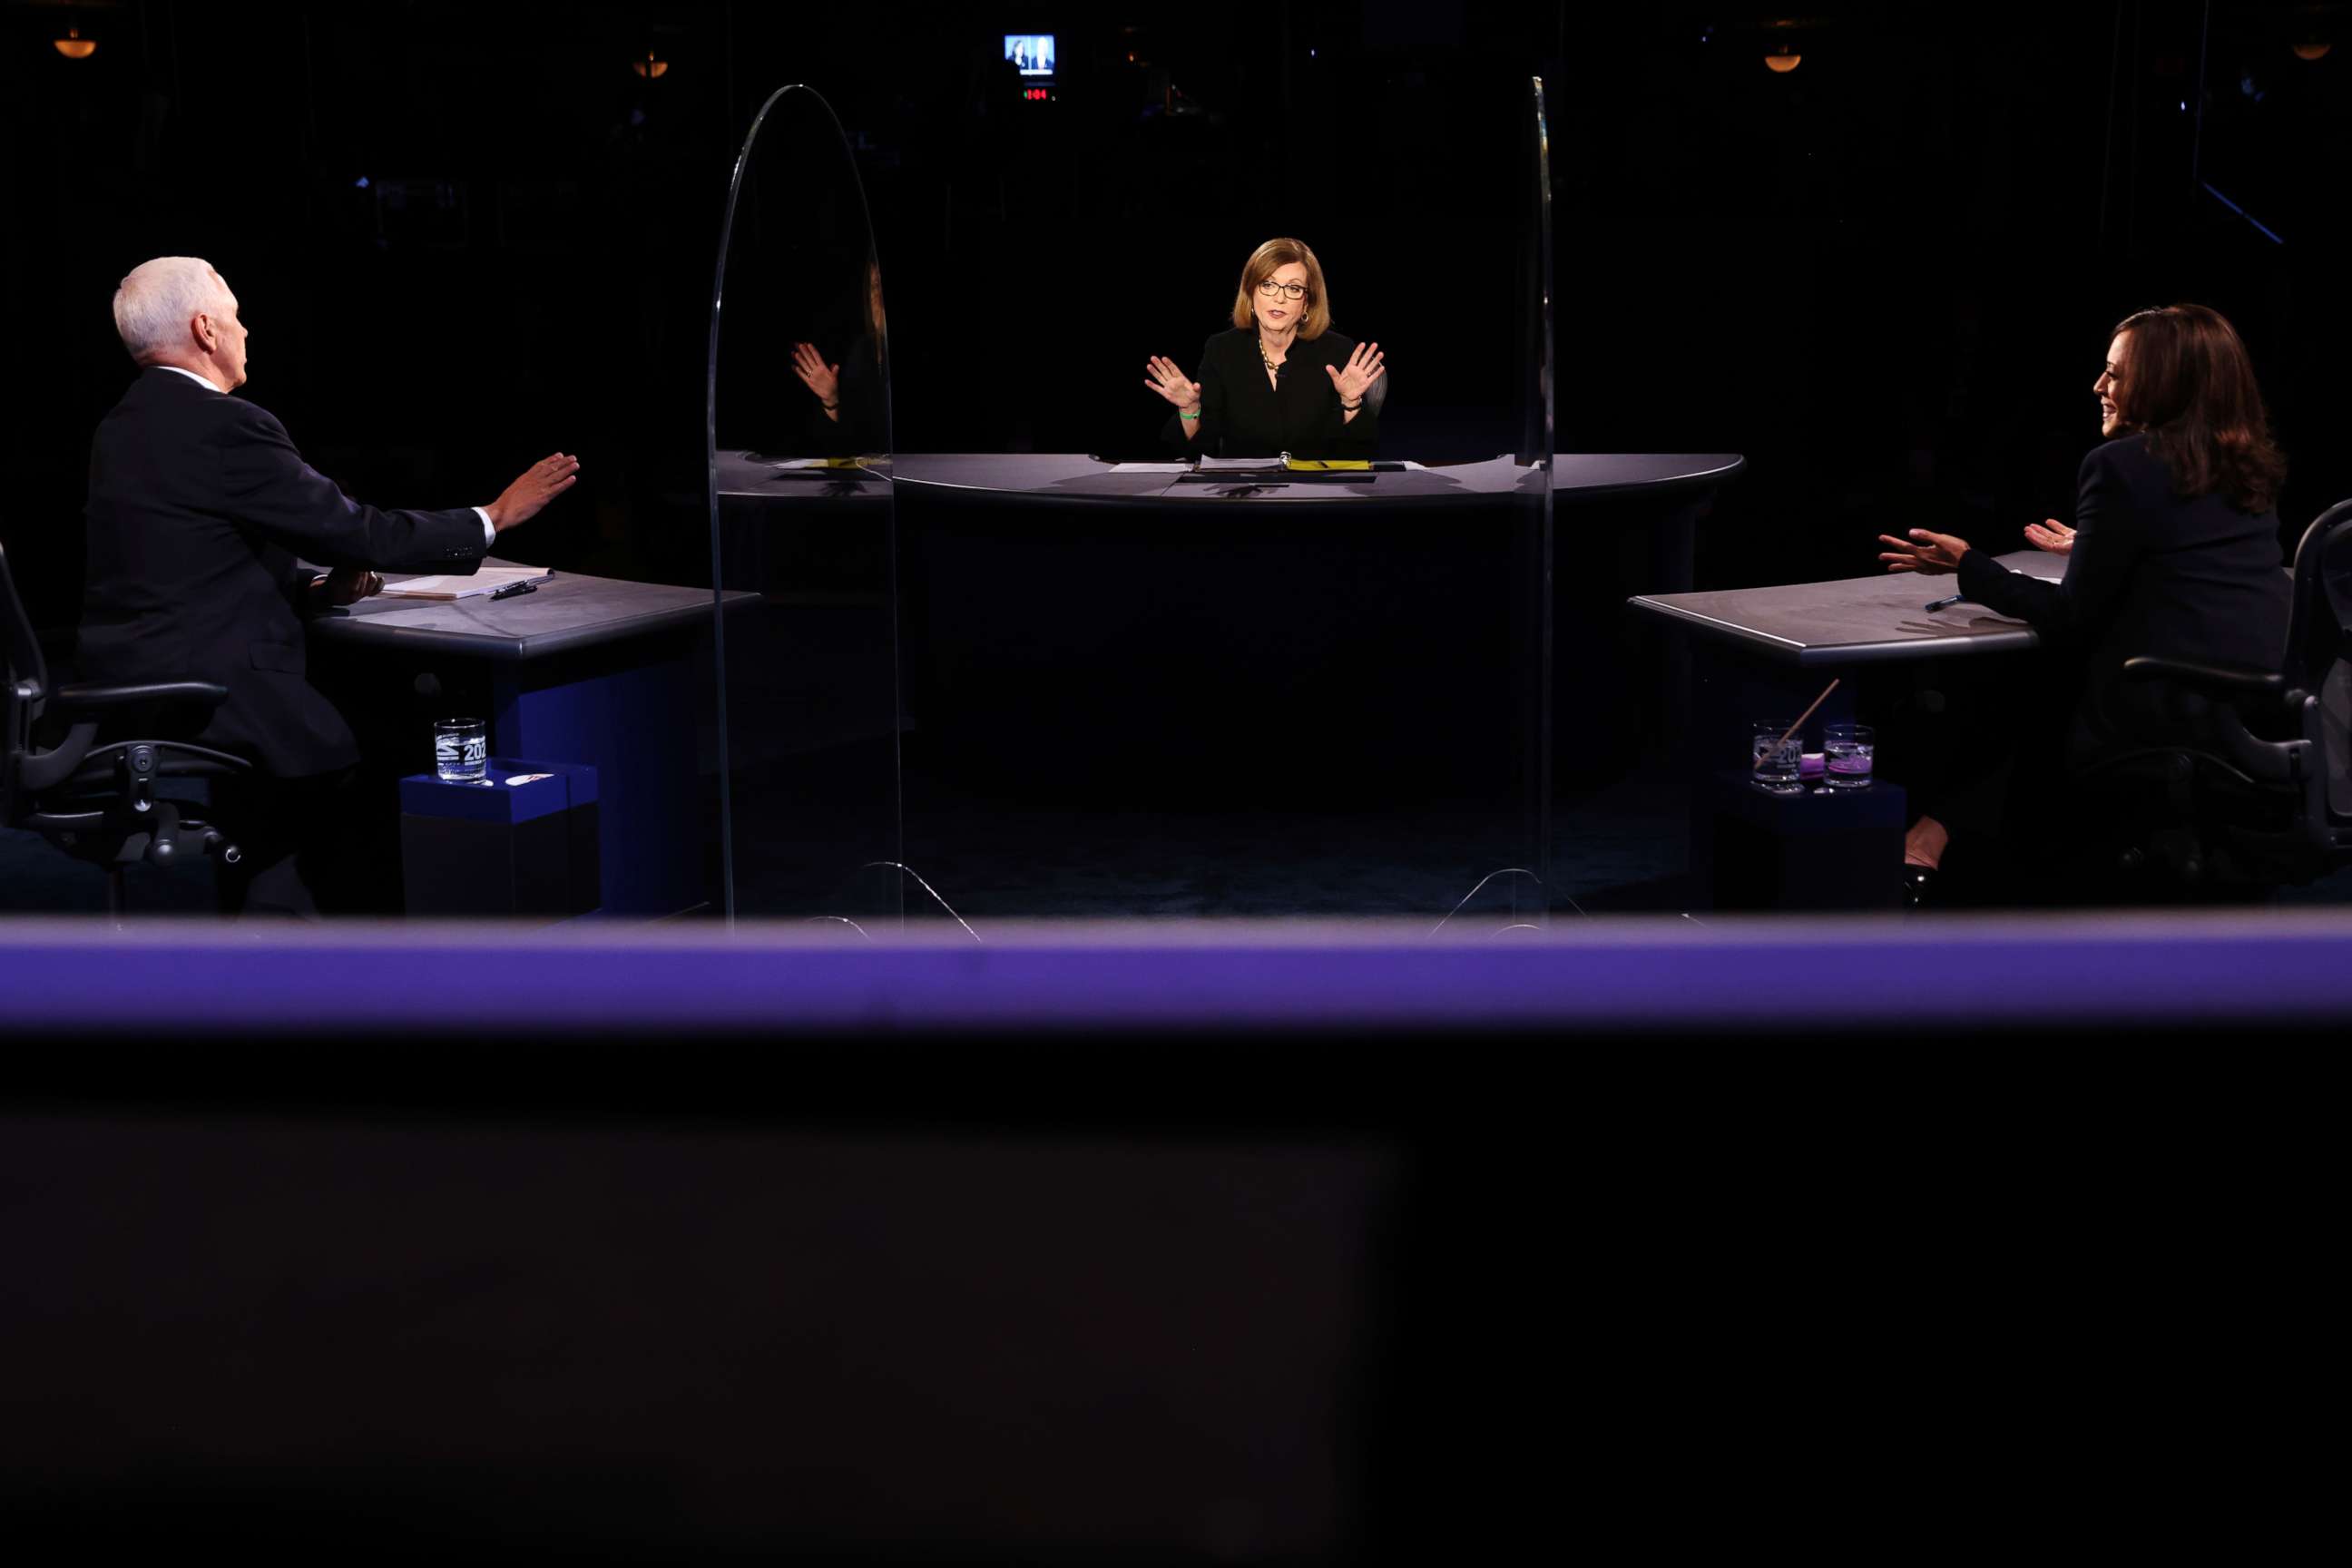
[435,717,488,783]
[1823,722,1876,789]
[1750,721,1805,795]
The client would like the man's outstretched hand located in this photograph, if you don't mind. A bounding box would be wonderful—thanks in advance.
[485,452,581,534]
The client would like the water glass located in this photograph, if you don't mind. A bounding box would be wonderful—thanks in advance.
[1823,722,1876,789]
[435,717,488,783]
[1750,721,1805,795]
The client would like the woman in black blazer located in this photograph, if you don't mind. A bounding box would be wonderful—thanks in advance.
[1880,303,2291,883]
[1142,237,1387,459]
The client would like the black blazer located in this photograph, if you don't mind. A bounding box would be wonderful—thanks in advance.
[1956,433,2291,769]
[78,368,490,778]
[1161,327,1381,459]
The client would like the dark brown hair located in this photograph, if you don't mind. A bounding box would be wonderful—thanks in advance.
[2110,303,2286,513]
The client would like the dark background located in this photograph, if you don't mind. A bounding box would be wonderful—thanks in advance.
[6,0,2347,632]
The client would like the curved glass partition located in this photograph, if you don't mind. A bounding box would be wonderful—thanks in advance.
[707,84,899,924]
[1513,75,1557,922]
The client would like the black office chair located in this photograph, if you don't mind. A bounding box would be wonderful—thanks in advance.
[2082,499,2352,897]
[2,540,252,916]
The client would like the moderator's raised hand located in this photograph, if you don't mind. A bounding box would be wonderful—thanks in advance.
[2024,518,2076,555]
[1325,341,1386,406]
[1142,356,1200,410]
[792,341,840,407]
[1877,527,1970,574]
[485,452,581,534]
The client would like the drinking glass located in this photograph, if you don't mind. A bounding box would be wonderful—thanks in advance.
[1823,722,1876,789]
[1750,721,1805,795]
[435,717,488,783]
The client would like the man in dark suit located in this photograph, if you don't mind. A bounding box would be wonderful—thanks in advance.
[80,255,580,912]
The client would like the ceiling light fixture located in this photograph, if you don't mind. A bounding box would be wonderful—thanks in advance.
[631,51,668,79]
[54,26,96,60]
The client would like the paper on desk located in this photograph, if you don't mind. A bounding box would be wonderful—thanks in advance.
[1107,462,1193,473]
[1197,456,1283,472]
[378,564,553,600]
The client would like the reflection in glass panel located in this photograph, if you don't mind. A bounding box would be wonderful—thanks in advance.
[707,84,900,924]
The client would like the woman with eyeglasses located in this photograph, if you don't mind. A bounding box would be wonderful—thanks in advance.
[1143,237,1387,458]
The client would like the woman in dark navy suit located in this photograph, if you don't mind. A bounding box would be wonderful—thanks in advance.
[1142,237,1387,459]
[1880,303,2292,887]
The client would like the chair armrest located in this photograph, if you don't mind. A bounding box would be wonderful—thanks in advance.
[48,680,230,714]
[2121,657,2283,701]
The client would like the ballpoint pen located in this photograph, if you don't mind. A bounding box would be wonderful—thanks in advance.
[1924,593,1969,612]
[490,580,539,601]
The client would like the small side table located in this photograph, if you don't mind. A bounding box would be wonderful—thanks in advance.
[398,759,602,920]
[1700,771,1907,912]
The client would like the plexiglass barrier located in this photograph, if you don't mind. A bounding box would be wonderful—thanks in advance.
[707,85,901,924]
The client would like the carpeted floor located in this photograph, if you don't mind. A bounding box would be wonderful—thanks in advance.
[8,757,2347,925]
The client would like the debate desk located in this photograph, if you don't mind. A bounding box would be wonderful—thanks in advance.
[875,451,1744,794]
[1628,546,2063,743]
[1630,550,2066,905]
[309,565,758,916]
[710,452,1741,917]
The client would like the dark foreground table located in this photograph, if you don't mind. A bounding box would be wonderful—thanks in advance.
[2,914,2339,1559]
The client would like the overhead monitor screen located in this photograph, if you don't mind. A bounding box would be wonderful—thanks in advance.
[1005,34,1055,76]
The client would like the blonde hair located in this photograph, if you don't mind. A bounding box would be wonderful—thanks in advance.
[1230,237,1331,339]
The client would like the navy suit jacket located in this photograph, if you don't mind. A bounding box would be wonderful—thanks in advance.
[1956,433,2291,769]
[78,368,489,777]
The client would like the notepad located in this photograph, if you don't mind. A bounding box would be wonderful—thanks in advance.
[378,564,554,600]
[1283,457,1372,472]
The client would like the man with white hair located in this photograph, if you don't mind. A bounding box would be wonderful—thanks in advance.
[80,256,580,911]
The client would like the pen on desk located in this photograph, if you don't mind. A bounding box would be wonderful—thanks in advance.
[490,580,538,601]
[1923,593,1969,612]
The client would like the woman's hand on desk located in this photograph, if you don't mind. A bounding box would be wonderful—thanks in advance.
[2024,518,2076,555]
[1143,357,1201,412]
[1878,528,1970,574]
[792,342,841,417]
[1325,341,1385,412]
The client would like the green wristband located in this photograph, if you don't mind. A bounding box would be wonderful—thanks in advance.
[1179,408,1200,421]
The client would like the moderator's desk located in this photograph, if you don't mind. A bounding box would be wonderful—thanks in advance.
[865,454,1738,915]
[310,565,758,916]
[884,452,1742,508]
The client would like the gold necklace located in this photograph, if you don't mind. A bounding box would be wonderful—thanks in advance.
[1259,334,1287,377]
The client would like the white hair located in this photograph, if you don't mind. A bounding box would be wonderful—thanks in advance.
[113,256,230,362]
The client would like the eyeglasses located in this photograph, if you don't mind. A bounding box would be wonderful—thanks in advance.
[1255,280,1308,300]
